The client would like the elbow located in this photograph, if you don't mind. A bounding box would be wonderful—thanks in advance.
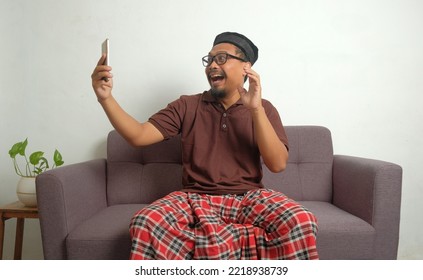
[268,162,286,173]
[265,159,287,173]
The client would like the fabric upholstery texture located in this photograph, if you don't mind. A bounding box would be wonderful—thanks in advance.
[36,126,402,259]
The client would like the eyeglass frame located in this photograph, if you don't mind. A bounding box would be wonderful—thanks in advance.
[202,52,247,67]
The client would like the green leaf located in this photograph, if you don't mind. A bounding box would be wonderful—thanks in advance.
[29,151,44,165]
[38,157,49,169]
[41,157,49,169]
[54,149,64,167]
[9,138,28,158]
[19,138,28,156]
[9,142,22,158]
[34,167,43,175]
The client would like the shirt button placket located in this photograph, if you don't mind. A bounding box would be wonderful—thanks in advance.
[222,112,227,131]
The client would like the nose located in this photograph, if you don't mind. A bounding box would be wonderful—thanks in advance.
[208,58,220,69]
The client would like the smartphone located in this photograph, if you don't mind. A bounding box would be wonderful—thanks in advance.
[102,38,109,66]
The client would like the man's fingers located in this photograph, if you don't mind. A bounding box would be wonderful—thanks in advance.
[92,65,112,80]
[243,67,260,86]
[245,68,260,80]
[97,54,107,66]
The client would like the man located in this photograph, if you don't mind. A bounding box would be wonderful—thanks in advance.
[91,32,318,260]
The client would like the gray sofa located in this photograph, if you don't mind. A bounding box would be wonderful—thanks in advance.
[36,126,402,259]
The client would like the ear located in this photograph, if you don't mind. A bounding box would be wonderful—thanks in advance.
[242,61,252,75]
[242,62,251,83]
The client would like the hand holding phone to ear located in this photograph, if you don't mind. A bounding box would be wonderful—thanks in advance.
[238,65,262,112]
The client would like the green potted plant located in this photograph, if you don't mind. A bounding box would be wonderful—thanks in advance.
[9,138,64,207]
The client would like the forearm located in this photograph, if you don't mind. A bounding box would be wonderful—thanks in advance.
[251,106,288,172]
[99,96,163,146]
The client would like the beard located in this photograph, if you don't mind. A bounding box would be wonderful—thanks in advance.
[210,87,226,99]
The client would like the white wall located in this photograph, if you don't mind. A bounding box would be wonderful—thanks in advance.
[0,0,422,259]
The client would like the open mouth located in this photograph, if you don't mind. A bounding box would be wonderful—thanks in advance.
[209,73,225,87]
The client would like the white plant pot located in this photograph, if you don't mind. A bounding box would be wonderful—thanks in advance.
[16,176,37,207]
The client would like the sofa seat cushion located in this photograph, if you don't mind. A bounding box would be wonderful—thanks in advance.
[66,204,146,260]
[67,201,375,260]
[300,201,375,259]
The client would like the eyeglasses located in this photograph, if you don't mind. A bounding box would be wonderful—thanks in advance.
[202,52,247,67]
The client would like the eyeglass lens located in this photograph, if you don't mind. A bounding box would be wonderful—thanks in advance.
[203,53,227,67]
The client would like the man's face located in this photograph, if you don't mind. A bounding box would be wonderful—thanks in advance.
[205,43,248,98]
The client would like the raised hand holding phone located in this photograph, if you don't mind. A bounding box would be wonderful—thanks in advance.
[91,39,113,102]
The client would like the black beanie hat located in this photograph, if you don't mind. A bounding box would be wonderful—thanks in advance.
[213,32,259,65]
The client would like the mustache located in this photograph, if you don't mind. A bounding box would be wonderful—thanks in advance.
[208,70,226,79]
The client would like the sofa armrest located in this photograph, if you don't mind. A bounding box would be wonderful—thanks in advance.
[332,155,402,259]
[36,159,107,259]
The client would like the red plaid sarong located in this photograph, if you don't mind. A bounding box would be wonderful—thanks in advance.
[129,189,318,260]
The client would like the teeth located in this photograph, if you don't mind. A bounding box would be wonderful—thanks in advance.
[210,74,223,79]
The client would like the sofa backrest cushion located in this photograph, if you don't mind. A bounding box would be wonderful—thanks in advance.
[262,126,333,201]
[107,133,183,205]
[106,126,333,205]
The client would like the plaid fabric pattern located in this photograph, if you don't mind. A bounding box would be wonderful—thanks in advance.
[130,189,319,260]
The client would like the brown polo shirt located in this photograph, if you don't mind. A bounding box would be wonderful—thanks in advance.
[148,91,289,195]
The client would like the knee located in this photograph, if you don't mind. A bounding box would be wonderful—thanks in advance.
[291,206,318,235]
[272,204,318,237]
